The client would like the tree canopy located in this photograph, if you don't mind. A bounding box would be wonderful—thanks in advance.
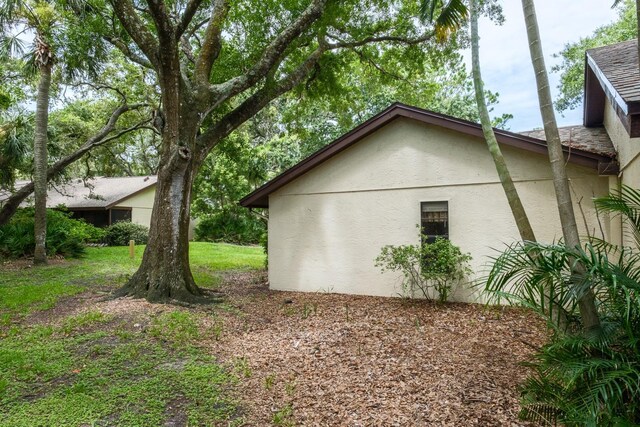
[553,0,637,112]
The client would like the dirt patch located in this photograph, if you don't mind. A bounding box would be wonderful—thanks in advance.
[0,256,69,270]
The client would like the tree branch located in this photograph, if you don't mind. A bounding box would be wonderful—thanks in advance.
[145,0,175,43]
[194,0,229,85]
[206,0,327,104]
[326,31,435,49]
[197,45,326,154]
[103,35,154,69]
[109,0,159,69]
[176,0,205,38]
[0,104,149,226]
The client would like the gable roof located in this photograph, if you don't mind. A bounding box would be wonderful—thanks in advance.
[584,39,640,131]
[48,176,157,209]
[587,40,640,110]
[240,103,618,208]
[1,176,157,209]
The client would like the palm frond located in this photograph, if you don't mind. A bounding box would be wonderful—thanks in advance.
[419,0,469,41]
[595,185,640,248]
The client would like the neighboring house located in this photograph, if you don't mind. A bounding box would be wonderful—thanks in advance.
[1,176,196,240]
[43,176,157,228]
[241,40,636,302]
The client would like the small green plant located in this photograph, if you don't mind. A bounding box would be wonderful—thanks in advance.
[272,404,294,426]
[233,357,252,378]
[284,380,296,397]
[375,235,472,302]
[211,319,224,341]
[264,373,276,390]
[301,303,316,319]
[104,221,149,246]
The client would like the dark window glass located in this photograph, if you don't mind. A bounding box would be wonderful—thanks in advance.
[70,210,110,228]
[110,209,132,224]
[421,201,448,244]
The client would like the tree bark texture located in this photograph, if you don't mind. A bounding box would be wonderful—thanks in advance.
[470,0,536,243]
[116,125,203,302]
[33,62,52,265]
[521,0,600,331]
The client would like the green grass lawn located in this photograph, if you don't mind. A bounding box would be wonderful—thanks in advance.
[0,242,264,427]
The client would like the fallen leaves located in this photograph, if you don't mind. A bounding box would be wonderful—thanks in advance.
[202,272,546,426]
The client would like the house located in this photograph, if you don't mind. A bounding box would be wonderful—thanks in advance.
[1,175,200,239]
[39,176,159,228]
[240,40,637,301]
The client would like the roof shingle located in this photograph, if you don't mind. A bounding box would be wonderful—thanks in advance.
[518,125,616,158]
[587,40,640,105]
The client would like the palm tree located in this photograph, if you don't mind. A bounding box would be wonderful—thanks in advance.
[420,0,468,41]
[422,0,536,243]
[1,0,107,265]
[485,238,640,424]
[468,0,536,242]
[520,0,600,331]
[1,1,56,264]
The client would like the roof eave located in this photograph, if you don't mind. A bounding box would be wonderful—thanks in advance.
[240,103,617,209]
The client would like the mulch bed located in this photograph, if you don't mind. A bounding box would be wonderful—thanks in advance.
[200,272,546,426]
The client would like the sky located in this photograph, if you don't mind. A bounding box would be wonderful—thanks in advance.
[470,0,619,132]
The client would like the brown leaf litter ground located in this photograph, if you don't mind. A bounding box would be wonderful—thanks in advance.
[40,271,547,426]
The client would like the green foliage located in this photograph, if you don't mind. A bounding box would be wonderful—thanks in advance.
[0,207,104,258]
[104,221,149,246]
[485,238,640,425]
[195,206,265,244]
[375,235,472,302]
[553,0,637,112]
[595,185,640,248]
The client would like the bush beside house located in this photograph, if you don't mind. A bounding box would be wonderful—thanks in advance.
[0,208,105,258]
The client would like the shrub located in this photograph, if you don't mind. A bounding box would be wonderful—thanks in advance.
[375,235,472,302]
[104,221,149,246]
[195,206,265,244]
[0,208,105,258]
[482,186,640,426]
[486,242,640,425]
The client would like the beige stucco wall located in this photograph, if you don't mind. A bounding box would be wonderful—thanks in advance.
[115,186,155,228]
[603,102,640,247]
[268,118,611,302]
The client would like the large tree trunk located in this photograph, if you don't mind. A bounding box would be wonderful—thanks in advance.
[33,62,52,265]
[521,0,600,331]
[469,0,536,242]
[116,142,203,302]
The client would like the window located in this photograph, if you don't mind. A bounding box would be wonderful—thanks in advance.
[110,209,132,224]
[421,201,448,244]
